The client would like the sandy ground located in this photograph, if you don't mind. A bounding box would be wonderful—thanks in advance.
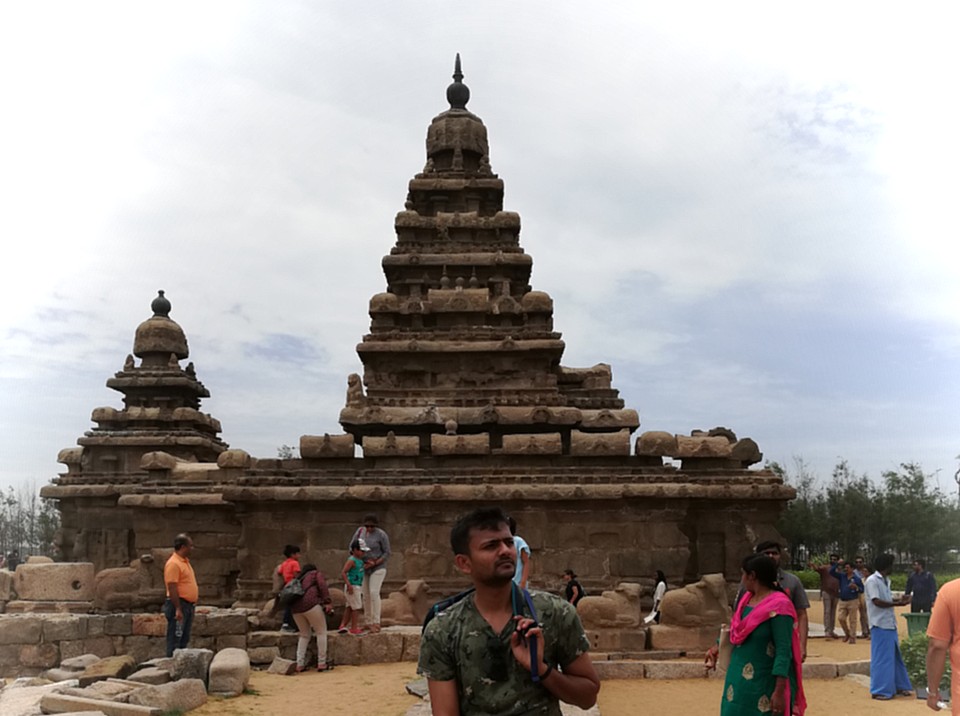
[184,605,939,716]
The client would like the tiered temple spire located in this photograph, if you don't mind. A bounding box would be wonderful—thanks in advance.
[340,57,638,453]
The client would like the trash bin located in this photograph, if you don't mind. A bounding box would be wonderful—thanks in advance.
[901,611,931,637]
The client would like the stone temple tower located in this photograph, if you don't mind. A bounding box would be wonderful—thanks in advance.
[340,55,639,456]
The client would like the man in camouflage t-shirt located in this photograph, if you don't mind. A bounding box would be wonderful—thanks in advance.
[418,507,599,715]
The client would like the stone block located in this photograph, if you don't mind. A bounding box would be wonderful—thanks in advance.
[217,449,251,468]
[0,643,20,669]
[248,646,280,665]
[570,429,631,456]
[330,634,361,665]
[194,610,247,636]
[20,642,60,668]
[208,647,250,696]
[430,433,490,455]
[675,435,732,458]
[140,656,175,672]
[171,647,214,685]
[0,569,13,600]
[802,662,838,679]
[87,615,106,636]
[117,635,164,664]
[647,625,718,651]
[401,632,421,662]
[247,631,281,648]
[501,433,563,455]
[635,431,678,456]
[644,661,713,679]
[15,562,95,601]
[362,433,420,457]
[26,555,54,564]
[43,615,86,642]
[61,653,103,671]
[0,615,42,644]
[361,631,404,663]
[77,654,137,687]
[104,614,133,636]
[593,661,646,679]
[267,656,297,675]
[127,667,171,685]
[836,660,870,677]
[131,614,166,637]
[216,634,248,650]
[4,599,95,614]
[40,693,161,716]
[44,667,82,682]
[128,678,207,712]
[300,433,355,458]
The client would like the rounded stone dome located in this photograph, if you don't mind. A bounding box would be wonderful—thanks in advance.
[133,291,189,359]
[521,290,554,312]
[369,292,400,313]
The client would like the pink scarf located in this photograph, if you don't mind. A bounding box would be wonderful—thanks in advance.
[730,590,807,716]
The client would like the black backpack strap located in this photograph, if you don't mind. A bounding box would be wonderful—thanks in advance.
[512,584,543,683]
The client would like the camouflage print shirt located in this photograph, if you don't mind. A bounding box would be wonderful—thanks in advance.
[418,590,591,716]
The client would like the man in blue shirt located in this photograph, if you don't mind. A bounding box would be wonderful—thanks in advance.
[904,559,938,613]
[830,559,864,643]
[864,553,913,700]
[508,516,531,589]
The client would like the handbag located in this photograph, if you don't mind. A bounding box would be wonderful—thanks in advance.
[717,624,733,672]
[277,575,305,607]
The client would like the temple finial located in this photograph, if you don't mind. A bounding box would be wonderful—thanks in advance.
[151,290,171,318]
[446,53,469,110]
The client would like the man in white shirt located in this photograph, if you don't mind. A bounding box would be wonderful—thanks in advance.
[864,553,912,700]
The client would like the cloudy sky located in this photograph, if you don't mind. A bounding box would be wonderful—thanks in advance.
[2,2,958,496]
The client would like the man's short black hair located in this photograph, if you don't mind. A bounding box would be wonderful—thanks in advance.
[754,540,781,554]
[830,553,840,560]
[450,507,510,556]
[173,534,191,551]
[915,558,926,570]
[283,544,300,558]
[875,553,895,572]
[363,513,379,527]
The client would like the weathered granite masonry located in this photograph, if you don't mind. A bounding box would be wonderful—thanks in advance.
[41,57,793,612]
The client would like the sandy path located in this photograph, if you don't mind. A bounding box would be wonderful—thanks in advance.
[190,606,933,716]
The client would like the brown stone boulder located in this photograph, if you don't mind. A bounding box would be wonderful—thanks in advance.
[93,553,167,611]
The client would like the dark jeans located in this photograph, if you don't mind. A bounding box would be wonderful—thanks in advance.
[164,599,195,657]
[911,602,932,613]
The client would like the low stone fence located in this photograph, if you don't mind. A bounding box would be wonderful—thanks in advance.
[0,609,424,678]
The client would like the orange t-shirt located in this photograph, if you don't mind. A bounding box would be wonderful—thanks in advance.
[164,552,199,604]
[926,577,960,711]
[279,557,300,585]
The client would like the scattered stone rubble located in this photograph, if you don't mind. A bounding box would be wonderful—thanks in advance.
[0,647,245,716]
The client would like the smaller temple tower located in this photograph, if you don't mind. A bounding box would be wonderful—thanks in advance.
[60,290,227,476]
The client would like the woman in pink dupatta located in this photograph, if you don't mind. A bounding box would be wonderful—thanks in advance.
[721,554,807,716]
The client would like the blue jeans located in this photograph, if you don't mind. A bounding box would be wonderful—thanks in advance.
[164,599,195,657]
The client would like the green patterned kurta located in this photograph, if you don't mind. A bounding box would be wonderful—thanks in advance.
[418,590,590,716]
[721,606,798,715]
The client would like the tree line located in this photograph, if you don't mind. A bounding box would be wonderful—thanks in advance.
[774,459,960,569]
[0,484,59,562]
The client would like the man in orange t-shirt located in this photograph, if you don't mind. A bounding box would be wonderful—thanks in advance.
[926,576,959,713]
[164,533,198,657]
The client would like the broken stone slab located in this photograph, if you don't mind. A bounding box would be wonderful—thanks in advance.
[208,647,250,696]
[14,562,96,601]
[77,654,137,687]
[171,648,214,685]
[61,654,103,671]
[138,657,175,672]
[405,677,428,698]
[127,667,171,685]
[43,668,81,682]
[127,678,207,713]
[266,656,297,675]
[0,679,79,716]
[4,600,95,614]
[39,693,161,716]
[644,661,717,679]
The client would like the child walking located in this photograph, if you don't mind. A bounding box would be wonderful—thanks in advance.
[338,541,365,635]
